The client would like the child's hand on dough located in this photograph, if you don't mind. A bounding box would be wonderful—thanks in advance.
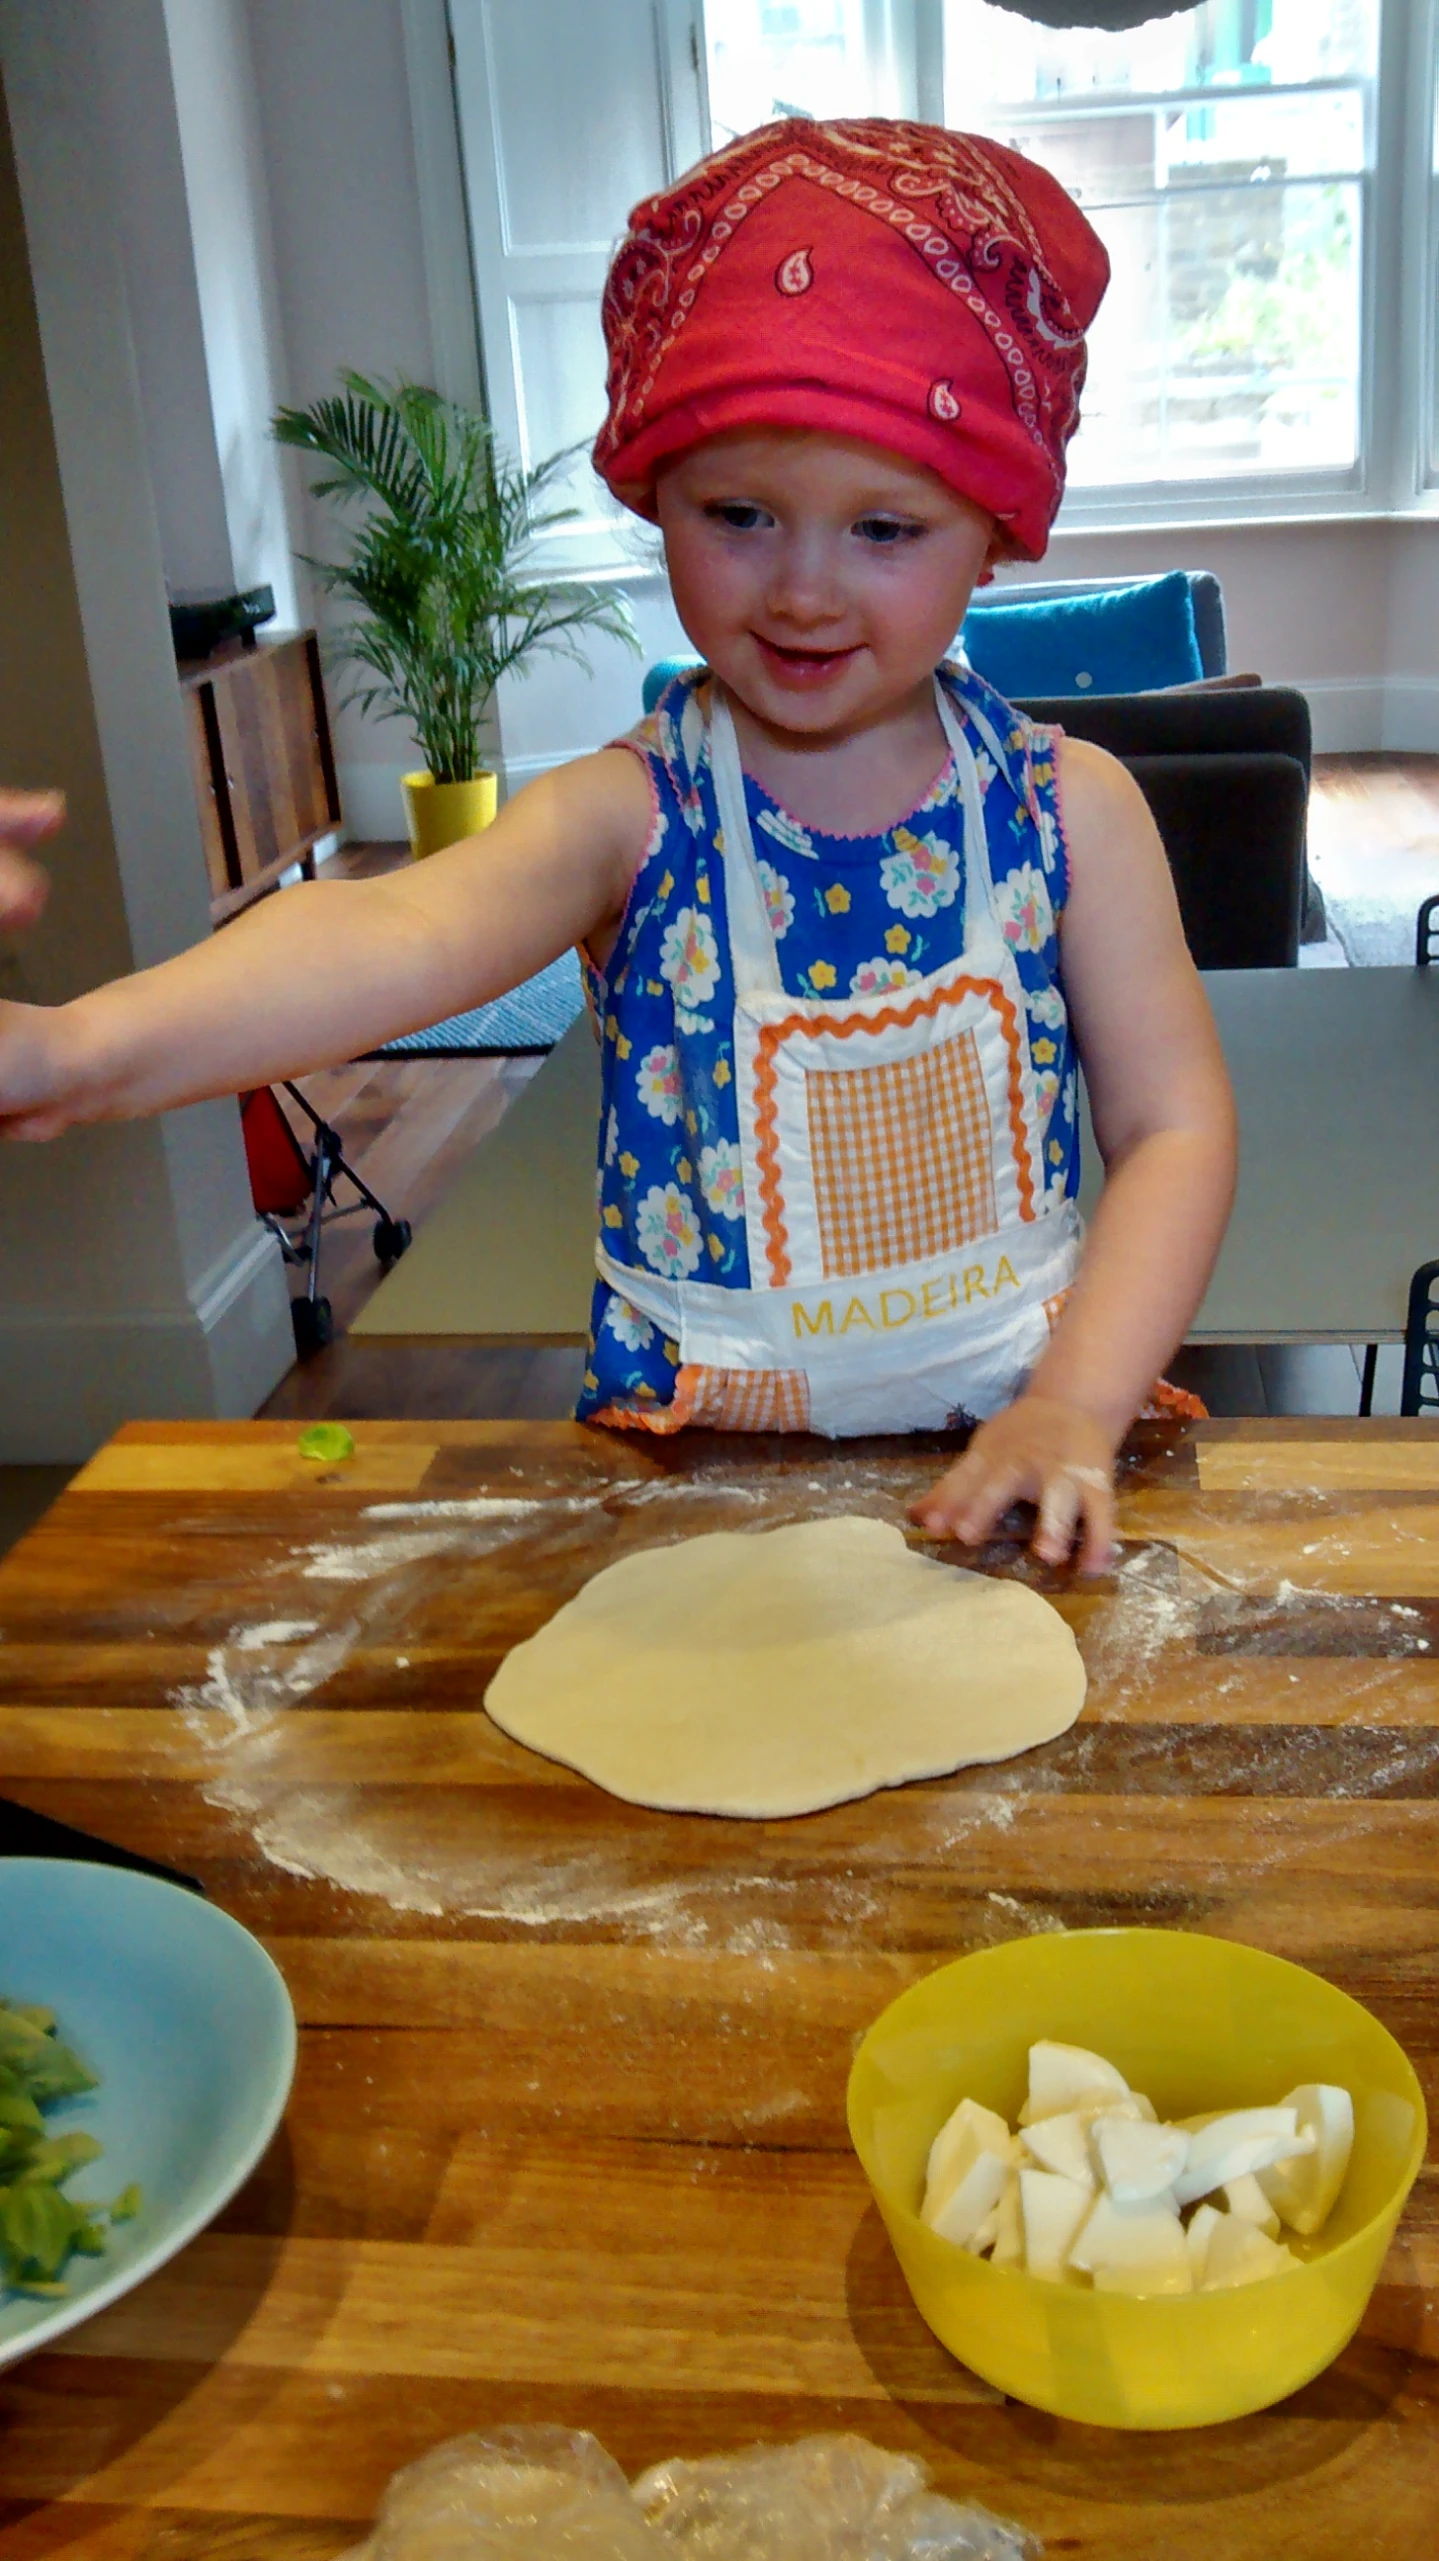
[910,1393,1117,1574]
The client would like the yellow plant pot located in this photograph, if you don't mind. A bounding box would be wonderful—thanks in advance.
[401,770,498,859]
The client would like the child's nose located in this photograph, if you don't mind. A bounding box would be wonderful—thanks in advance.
[764,532,845,627]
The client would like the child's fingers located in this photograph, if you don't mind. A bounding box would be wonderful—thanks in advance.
[1057,1465,1116,1576]
[1033,1468,1083,1566]
[911,1448,1027,1546]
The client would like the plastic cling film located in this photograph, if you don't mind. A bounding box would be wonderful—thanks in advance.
[635,2432,1040,2557]
[351,2428,1040,2561]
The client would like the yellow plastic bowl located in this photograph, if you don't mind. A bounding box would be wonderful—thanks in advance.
[847,1929,1425,2431]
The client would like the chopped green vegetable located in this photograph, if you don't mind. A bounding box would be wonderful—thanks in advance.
[297,1423,355,1463]
[0,1997,137,2298]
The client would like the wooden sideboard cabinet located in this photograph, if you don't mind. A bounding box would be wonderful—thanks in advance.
[181,630,341,923]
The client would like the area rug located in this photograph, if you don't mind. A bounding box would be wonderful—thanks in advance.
[365,948,585,1058]
[1306,811,1439,968]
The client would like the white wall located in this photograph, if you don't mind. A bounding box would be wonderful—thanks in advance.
[0,4,295,1461]
[163,0,299,619]
[89,0,236,599]
[245,0,442,834]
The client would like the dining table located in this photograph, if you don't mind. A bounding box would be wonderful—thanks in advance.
[0,1411,1437,2558]
[351,967,1439,1352]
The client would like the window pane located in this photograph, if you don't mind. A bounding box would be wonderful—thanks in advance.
[944,0,1379,111]
[706,0,877,143]
[944,0,1372,490]
[990,90,1365,209]
[1067,178,1361,485]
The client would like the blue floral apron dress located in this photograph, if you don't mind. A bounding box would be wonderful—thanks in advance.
[578,663,1081,1435]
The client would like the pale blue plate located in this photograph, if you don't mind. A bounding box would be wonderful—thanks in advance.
[0,1857,296,2367]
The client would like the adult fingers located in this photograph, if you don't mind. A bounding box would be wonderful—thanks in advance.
[0,789,64,847]
[0,849,50,930]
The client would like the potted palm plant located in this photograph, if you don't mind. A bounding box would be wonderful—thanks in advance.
[273,371,636,856]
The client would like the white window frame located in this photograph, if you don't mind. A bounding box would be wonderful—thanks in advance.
[420,0,1439,577]
[940,0,1439,533]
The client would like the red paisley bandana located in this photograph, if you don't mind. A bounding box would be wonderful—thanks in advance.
[594,118,1109,561]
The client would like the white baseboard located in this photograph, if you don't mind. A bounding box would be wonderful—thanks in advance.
[0,1227,294,1464]
[1380,679,1439,752]
[1298,678,1439,753]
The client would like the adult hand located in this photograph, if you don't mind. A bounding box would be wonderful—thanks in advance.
[0,788,63,931]
[909,1392,1118,1573]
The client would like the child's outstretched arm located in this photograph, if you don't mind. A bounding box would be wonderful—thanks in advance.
[913,736,1237,1571]
[0,751,652,1140]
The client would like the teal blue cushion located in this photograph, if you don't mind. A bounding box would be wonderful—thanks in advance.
[960,571,1203,700]
[643,656,704,714]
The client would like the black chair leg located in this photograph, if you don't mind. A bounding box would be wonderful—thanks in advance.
[1399,1260,1439,1416]
[1359,1343,1378,1417]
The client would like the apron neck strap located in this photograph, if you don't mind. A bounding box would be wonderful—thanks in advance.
[708,686,785,997]
[708,674,1004,998]
[932,674,1001,919]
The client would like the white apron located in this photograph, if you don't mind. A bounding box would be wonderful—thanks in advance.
[596,678,1083,1436]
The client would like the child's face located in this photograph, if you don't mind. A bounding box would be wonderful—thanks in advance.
[655,429,995,741]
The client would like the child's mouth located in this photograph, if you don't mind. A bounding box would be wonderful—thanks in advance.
[754,635,859,687]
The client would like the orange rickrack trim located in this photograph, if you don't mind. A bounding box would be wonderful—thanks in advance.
[588,1368,698,1436]
[750,975,1036,1286]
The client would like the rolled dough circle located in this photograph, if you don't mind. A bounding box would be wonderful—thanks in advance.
[483,1515,1086,1818]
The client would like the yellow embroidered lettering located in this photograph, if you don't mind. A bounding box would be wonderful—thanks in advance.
[793,1301,835,1340]
[840,1297,877,1334]
[921,1278,949,1321]
[880,1288,917,1330]
[993,1256,1019,1293]
[963,1265,989,1304]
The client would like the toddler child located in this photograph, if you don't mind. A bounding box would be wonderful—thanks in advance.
[0,119,1236,1572]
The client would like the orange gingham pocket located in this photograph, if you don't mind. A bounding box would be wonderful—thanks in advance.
[681,1365,812,1431]
[804,1033,998,1280]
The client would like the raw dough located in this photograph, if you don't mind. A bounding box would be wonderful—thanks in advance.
[483,1515,1086,1818]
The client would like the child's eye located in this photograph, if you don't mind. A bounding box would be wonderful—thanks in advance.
[704,500,771,532]
[854,516,924,546]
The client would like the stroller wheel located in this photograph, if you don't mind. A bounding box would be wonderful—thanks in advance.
[373,1216,413,1266]
[292,1295,335,1358]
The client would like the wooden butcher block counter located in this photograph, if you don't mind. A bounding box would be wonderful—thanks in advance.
[1,1415,1437,2559]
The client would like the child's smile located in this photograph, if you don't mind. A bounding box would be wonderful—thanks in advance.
[656,428,996,831]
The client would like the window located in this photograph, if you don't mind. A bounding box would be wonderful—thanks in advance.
[447,0,1439,570]
[942,0,1379,499]
[706,0,911,141]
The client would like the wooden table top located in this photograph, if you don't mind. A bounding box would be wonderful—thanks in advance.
[1,1415,1437,2557]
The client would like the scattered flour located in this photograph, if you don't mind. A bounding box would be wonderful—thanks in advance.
[176,1620,359,1740]
[985,1889,1067,1936]
[360,1497,545,1522]
[293,1530,479,1582]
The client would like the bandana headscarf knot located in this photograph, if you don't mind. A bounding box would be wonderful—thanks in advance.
[594,118,1109,561]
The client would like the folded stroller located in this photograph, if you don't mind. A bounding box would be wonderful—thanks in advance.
[241,1083,412,1356]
